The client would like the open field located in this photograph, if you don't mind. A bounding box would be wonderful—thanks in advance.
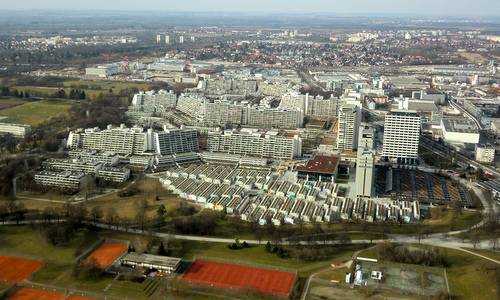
[13,80,155,101]
[6,287,94,300]
[0,99,73,126]
[84,242,128,268]
[0,98,27,110]
[182,259,297,297]
[181,241,367,275]
[0,256,43,283]
[464,248,500,262]
[307,282,421,300]
[84,177,185,220]
[444,248,500,300]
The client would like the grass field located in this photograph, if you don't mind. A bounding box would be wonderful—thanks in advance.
[0,99,73,126]
[359,244,500,300]
[85,177,184,220]
[181,241,366,275]
[13,80,155,101]
[444,248,500,300]
[0,98,27,110]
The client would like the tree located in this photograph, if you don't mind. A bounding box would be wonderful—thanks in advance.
[156,204,167,229]
[90,206,103,223]
[106,207,119,228]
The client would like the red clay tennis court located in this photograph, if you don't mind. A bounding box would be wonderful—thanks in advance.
[181,259,296,297]
[0,256,43,283]
[6,287,94,300]
[84,242,128,269]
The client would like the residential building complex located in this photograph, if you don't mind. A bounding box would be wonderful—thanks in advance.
[207,129,302,160]
[382,110,421,162]
[336,104,361,151]
[0,123,32,138]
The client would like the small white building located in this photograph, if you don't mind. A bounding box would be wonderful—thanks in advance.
[476,144,496,163]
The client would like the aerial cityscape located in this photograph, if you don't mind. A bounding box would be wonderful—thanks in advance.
[0,1,499,300]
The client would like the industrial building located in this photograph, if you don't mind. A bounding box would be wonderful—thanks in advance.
[441,118,480,145]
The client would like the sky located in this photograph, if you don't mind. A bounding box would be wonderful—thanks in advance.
[1,0,500,17]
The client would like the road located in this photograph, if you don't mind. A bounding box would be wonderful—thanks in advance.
[1,219,497,265]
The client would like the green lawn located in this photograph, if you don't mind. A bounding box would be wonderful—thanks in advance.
[181,241,366,275]
[0,97,27,110]
[444,248,500,300]
[13,81,155,101]
[0,99,73,126]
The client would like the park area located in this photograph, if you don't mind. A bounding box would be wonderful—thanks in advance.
[84,242,128,269]
[181,259,297,297]
[0,256,43,283]
[0,99,72,126]
[6,287,94,300]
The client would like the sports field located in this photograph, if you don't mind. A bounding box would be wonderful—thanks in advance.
[6,287,94,300]
[181,259,296,297]
[0,256,43,283]
[84,242,128,269]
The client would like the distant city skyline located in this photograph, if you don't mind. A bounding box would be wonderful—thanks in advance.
[3,0,500,17]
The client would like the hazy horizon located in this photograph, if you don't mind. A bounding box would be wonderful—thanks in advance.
[2,0,500,17]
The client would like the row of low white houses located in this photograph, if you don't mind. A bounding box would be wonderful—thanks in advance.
[160,170,421,225]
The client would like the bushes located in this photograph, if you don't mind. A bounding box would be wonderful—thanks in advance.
[72,257,104,280]
[377,243,449,267]
[172,211,221,236]
[227,239,250,250]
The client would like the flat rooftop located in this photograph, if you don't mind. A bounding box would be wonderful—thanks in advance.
[121,253,181,268]
[297,155,339,175]
[441,118,478,134]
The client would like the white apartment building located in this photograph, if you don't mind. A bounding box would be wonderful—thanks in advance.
[0,123,32,138]
[280,92,339,118]
[382,110,421,163]
[355,125,375,198]
[67,125,198,156]
[336,104,361,151]
[131,90,177,112]
[96,166,131,183]
[176,93,206,120]
[207,129,302,160]
[34,170,85,191]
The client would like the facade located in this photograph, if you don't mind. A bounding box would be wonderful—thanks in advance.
[34,170,85,191]
[120,253,181,273]
[43,159,103,174]
[207,129,302,160]
[67,125,199,156]
[176,93,206,120]
[280,92,339,118]
[85,64,120,78]
[96,166,131,183]
[336,104,361,151]
[131,90,177,112]
[382,110,421,162]
[355,125,376,198]
[441,118,480,144]
[475,144,496,163]
[155,128,199,155]
[0,123,32,138]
